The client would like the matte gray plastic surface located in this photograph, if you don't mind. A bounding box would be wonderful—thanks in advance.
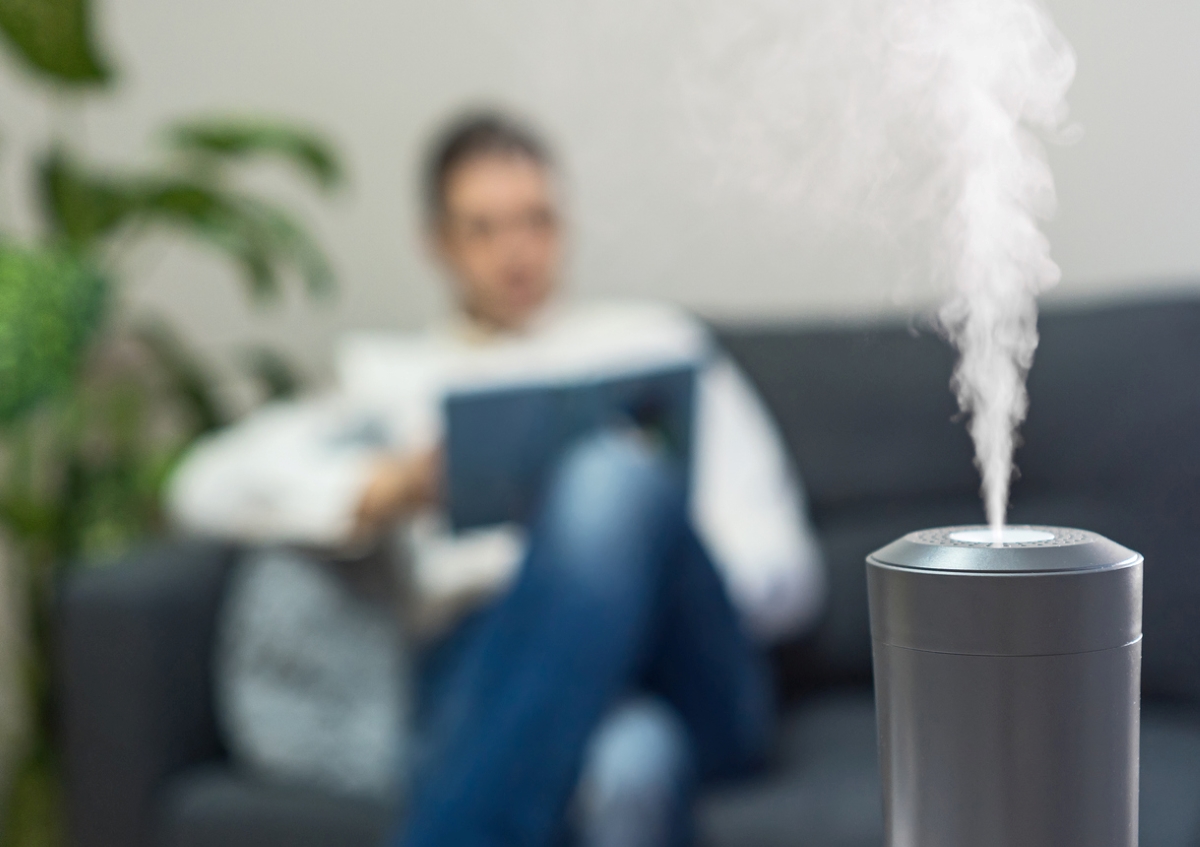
[868,525,1143,847]
[870,525,1139,573]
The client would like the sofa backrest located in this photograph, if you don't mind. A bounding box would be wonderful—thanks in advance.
[718,294,1200,705]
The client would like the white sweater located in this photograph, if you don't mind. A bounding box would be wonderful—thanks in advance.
[168,300,825,641]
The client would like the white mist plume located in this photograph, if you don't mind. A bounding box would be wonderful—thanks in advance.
[678,0,1076,533]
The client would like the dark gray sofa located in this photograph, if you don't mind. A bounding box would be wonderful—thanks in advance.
[58,295,1200,847]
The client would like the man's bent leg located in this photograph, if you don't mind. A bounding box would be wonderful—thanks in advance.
[575,697,694,847]
[400,431,688,847]
[644,528,776,782]
[570,532,775,847]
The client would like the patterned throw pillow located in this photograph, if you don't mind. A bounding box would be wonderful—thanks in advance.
[215,548,409,799]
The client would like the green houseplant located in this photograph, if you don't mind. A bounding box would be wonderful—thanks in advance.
[0,0,345,842]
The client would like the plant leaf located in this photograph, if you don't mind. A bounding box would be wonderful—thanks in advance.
[40,154,282,297]
[240,346,305,401]
[236,196,334,297]
[39,150,336,303]
[133,321,226,433]
[166,119,343,191]
[0,0,110,84]
[139,182,283,300]
[39,148,140,248]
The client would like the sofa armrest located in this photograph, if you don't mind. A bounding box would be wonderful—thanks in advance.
[57,539,237,847]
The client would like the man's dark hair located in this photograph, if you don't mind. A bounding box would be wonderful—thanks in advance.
[424,111,553,221]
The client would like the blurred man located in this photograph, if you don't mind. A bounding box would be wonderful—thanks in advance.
[170,112,825,847]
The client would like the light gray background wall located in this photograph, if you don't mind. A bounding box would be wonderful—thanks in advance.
[0,0,1197,386]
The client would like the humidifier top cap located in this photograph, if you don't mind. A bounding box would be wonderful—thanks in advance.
[867,526,1143,655]
[868,525,1141,574]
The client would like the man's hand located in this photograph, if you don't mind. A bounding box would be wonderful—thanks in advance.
[355,447,442,536]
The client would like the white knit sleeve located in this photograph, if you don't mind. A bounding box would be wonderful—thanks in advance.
[167,398,381,548]
[690,355,827,642]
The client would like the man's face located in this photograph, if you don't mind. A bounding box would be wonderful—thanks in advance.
[434,153,562,331]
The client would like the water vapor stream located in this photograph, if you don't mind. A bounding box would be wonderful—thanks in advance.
[679,0,1077,533]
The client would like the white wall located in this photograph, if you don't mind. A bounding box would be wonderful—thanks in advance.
[0,0,1197,386]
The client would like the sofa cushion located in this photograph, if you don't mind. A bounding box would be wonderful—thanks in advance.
[1141,707,1200,847]
[718,297,1200,512]
[156,766,391,847]
[698,692,882,847]
[1018,299,1200,494]
[716,323,976,512]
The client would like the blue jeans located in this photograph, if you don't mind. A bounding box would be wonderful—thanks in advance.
[399,431,774,847]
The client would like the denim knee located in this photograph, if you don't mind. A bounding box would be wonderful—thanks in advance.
[576,697,694,847]
[534,429,687,596]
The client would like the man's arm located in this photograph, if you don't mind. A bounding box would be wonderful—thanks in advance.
[690,354,827,642]
[168,397,437,547]
[355,448,442,536]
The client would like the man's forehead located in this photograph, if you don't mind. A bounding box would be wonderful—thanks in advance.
[444,154,556,211]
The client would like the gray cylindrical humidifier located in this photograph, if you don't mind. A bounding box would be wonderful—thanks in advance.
[867,526,1143,847]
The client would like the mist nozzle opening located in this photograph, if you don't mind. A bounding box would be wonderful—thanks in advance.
[949,527,1056,546]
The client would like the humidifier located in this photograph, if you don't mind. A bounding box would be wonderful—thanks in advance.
[867,525,1143,847]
